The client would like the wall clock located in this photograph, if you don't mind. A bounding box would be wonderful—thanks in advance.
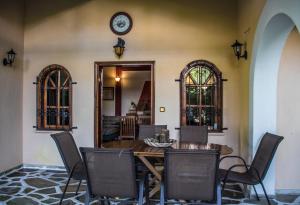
[110,12,133,35]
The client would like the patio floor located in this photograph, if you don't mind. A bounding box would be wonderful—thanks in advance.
[0,167,299,205]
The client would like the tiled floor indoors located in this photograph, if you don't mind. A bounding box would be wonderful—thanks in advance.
[0,167,299,205]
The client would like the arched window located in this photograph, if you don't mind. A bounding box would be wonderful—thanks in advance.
[180,60,223,132]
[36,64,72,130]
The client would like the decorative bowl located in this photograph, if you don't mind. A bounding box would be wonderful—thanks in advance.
[144,137,176,148]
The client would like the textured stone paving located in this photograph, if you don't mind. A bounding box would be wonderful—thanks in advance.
[0,167,299,204]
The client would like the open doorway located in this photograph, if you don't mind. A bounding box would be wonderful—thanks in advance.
[94,61,155,147]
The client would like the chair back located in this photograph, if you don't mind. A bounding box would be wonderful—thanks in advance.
[250,132,284,180]
[138,125,167,140]
[180,125,208,144]
[51,132,82,174]
[80,147,137,198]
[120,116,136,140]
[164,149,220,201]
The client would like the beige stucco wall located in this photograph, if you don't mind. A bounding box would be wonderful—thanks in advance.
[23,0,241,166]
[276,28,300,190]
[0,0,24,172]
[237,0,267,160]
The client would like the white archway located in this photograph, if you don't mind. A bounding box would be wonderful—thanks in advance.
[250,0,300,195]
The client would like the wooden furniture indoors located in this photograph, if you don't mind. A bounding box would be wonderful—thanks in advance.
[120,116,136,140]
[119,116,152,140]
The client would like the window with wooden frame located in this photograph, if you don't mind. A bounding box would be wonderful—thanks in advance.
[180,60,223,132]
[36,64,72,130]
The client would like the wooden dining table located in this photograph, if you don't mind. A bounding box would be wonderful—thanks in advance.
[103,140,233,197]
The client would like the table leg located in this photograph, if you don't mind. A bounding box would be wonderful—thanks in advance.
[137,156,162,181]
[149,184,161,198]
[137,156,162,198]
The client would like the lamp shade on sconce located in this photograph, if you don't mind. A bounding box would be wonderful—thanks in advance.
[113,38,125,58]
[231,40,247,60]
[114,46,125,58]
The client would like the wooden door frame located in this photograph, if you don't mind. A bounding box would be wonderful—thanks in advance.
[94,61,155,147]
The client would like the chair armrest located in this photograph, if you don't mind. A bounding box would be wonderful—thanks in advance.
[227,164,250,173]
[219,155,248,168]
[222,164,250,184]
[224,164,262,183]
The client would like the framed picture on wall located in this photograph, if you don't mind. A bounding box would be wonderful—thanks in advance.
[103,87,114,100]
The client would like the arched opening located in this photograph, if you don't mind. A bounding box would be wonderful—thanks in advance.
[276,27,300,191]
[250,1,300,195]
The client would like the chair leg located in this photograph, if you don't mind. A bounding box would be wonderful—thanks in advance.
[102,198,110,205]
[97,197,106,205]
[221,179,227,193]
[160,183,165,205]
[145,174,150,205]
[75,179,82,195]
[138,180,144,205]
[84,186,90,205]
[105,197,111,205]
[59,174,72,205]
[217,184,222,205]
[260,181,271,205]
[252,185,260,201]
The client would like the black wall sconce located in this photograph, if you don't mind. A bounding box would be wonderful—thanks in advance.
[231,40,247,60]
[3,49,16,66]
[113,38,125,58]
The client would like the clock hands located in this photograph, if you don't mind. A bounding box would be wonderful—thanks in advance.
[116,20,126,28]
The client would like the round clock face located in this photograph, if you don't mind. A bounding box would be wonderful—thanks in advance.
[110,12,132,35]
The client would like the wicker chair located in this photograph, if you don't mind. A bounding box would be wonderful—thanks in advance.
[51,132,86,205]
[179,125,208,144]
[219,132,284,205]
[80,147,149,205]
[160,149,221,204]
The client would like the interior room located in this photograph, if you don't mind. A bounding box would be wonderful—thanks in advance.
[0,0,300,204]
[101,65,152,142]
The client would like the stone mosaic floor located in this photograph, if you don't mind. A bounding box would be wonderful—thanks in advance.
[0,167,299,205]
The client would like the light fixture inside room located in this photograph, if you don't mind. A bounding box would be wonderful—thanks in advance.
[3,49,16,66]
[231,40,247,60]
[113,37,125,58]
[115,76,121,82]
